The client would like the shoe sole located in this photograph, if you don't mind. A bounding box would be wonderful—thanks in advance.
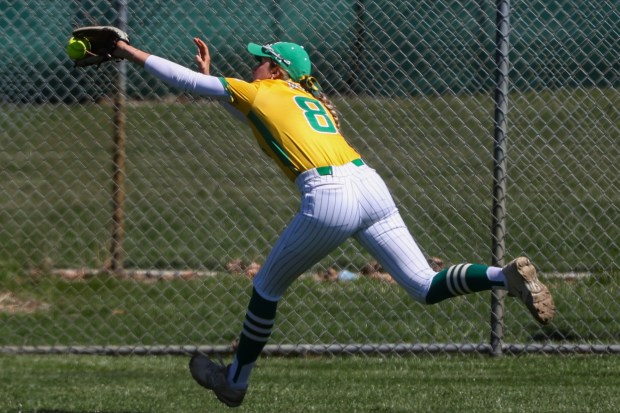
[189,355,245,408]
[505,257,556,324]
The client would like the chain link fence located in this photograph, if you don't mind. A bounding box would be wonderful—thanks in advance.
[0,0,618,355]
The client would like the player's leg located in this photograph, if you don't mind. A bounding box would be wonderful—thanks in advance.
[350,166,554,322]
[229,210,359,387]
[191,174,360,405]
[354,212,504,302]
[425,263,505,302]
[230,177,362,376]
[354,212,554,323]
[353,211,436,302]
[350,166,505,303]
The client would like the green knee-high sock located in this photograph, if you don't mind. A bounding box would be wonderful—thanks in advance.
[425,264,504,304]
[228,287,277,389]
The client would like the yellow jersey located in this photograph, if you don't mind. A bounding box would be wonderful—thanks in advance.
[221,77,361,181]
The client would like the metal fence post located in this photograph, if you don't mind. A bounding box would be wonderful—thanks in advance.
[490,0,511,356]
[109,0,128,273]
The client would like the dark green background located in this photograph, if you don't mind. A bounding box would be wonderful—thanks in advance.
[1,0,618,102]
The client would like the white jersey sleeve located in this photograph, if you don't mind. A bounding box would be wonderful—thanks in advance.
[144,55,247,124]
[144,55,229,99]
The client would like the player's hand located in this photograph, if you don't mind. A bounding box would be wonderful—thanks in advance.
[193,37,211,75]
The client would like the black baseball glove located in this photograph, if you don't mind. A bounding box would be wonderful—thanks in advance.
[70,26,130,67]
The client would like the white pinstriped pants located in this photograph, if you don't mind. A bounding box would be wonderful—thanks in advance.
[253,161,437,302]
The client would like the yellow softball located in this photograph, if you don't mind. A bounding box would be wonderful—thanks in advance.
[66,37,90,60]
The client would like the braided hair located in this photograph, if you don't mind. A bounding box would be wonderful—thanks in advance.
[298,75,342,133]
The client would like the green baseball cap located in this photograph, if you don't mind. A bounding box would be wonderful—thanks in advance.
[247,41,311,81]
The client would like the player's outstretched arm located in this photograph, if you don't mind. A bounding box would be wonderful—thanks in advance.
[113,39,229,99]
[113,40,151,66]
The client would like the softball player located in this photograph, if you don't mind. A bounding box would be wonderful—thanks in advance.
[112,38,555,408]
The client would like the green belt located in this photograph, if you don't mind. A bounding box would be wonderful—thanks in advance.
[316,158,364,176]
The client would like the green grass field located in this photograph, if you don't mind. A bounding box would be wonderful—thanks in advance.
[2,354,620,412]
